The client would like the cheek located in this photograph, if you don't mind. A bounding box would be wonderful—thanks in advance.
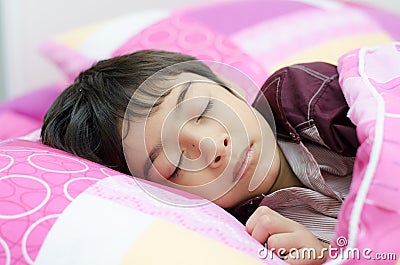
[174,170,216,187]
[228,103,259,136]
[123,145,144,178]
[246,113,262,134]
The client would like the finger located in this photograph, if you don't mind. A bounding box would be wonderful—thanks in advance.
[267,232,301,251]
[250,214,294,243]
[246,206,273,233]
[246,206,290,234]
[266,232,307,262]
[250,215,273,243]
[248,210,300,239]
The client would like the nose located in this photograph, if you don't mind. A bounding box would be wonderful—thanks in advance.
[179,124,229,168]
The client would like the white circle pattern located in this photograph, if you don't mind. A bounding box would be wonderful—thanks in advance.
[0,155,13,173]
[0,175,51,219]
[28,153,89,174]
[0,142,110,265]
[63,177,100,201]
[0,237,10,265]
[21,214,60,265]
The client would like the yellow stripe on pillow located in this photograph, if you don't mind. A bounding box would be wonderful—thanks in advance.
[54,22,108,49]
[120,219,265,265]
[270,32,393,72]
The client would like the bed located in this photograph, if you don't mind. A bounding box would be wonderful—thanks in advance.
[1,1,399,264]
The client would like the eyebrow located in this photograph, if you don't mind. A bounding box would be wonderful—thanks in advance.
[142,82,192,179]
[176,81,192,110]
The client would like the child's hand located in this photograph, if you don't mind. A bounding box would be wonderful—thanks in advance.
[246,206,329,265]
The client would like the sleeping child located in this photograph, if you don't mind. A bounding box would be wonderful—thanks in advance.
[41,50,358,264]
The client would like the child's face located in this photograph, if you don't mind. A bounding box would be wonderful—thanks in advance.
[122,73,281,208]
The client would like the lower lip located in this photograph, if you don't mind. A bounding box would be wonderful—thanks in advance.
[233,145,255,182]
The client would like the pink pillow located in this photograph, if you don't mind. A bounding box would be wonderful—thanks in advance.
[0,111,41,141]
[39,0,400,90]
[0,140,282,264]
[39,10,266,89]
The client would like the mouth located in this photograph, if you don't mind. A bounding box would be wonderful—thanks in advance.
[232,144,255,183]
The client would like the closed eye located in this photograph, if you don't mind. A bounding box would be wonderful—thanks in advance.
[170,151,184,179]
[197,98,215,122]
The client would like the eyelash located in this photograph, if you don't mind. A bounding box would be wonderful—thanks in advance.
[170,99,215,179]
[196,98,215,122]
[170,151,183,179]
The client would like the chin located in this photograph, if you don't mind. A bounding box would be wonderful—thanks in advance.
[212,194,237,209]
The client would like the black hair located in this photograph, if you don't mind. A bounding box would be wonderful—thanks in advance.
[41,50,224,174]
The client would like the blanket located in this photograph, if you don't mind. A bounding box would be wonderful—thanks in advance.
[327,42,400,264]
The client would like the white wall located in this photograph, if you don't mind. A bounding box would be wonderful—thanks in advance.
[0,0,5,101]
[0,0,210,102]
[0,0,399,103]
